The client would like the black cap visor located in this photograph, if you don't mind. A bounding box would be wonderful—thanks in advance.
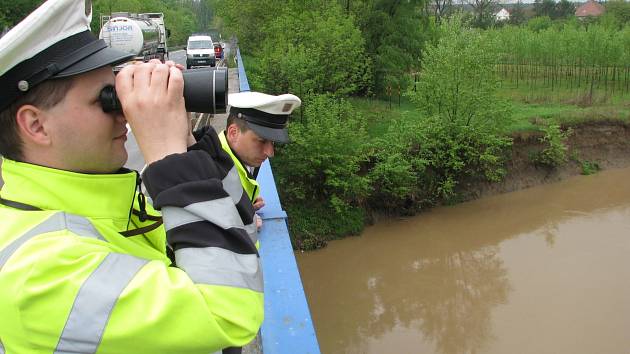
[246,122,290,144]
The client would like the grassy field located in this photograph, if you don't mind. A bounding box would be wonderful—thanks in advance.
[349,84,630,139]
[242,54,630,136]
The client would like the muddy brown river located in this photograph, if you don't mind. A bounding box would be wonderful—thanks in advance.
[296,167,630,354]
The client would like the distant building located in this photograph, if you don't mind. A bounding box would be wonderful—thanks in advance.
[575,0,605,18]
[495,8,511,21]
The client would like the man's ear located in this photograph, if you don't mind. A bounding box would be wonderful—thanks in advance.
[15,105,52,147]
[226,123,240,141]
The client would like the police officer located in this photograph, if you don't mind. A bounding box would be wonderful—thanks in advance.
[0,0,262,352]
[219,92,301,232]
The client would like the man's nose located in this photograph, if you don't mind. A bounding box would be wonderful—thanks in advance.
[264,141,274,157]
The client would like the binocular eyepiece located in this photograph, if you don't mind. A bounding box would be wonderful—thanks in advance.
[100,67,228,114]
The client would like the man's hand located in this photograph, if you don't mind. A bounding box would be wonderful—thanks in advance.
[116,60,189,164]
[253,196,265,211]
[187,112,197,147]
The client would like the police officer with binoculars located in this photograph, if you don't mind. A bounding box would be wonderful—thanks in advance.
[0,0,263,352]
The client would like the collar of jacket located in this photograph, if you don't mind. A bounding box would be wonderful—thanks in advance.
[1,158,137,225]
[219,130,256,179]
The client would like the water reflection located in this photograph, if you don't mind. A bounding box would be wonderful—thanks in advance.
[297,168,630,354]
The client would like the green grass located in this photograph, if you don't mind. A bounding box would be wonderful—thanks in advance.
[506,101,577,132]
[499,80,630,125]
[349,84,630,139]
[347,96,422,138]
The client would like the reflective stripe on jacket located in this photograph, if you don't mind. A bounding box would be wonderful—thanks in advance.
[0,141,262,354]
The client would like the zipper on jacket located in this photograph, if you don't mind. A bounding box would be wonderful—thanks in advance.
[135,172,148,222]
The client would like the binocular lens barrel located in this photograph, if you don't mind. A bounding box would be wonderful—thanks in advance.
[100,67,228,114]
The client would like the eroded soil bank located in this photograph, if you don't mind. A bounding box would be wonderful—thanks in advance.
[465,120,630,199]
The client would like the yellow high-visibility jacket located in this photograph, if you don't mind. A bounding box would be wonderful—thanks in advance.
[0,131,262,353]
[219,131,260,203]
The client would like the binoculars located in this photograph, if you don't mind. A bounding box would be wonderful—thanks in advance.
[99,67,228,114]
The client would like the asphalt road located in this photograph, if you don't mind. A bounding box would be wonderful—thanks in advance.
[169,49,186,66]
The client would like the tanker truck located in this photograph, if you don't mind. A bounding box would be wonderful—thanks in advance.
[99,12,169,62]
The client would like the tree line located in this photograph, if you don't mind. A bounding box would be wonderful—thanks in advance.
[1,0,203,46]
[212,0,630,249]
[213,0,429,97]
[488,23,630,98]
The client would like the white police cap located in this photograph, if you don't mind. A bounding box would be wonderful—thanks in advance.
[0,0,135,112]
[228,92,301,143]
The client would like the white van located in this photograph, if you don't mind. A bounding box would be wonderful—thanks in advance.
[186,34,216,69]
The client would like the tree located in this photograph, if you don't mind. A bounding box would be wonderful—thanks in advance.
[509,0,526,25]
[350,0,430,95]
[431,0,453,24]
[602,0,630,28]
[465,0,498,28]
[252,3,371,96]
[0,0,43,28]
[0,11,8,30]
[555,0,576,20]
[533,0,556,19]
[527,15,552,32]
[411,17,511,132]
[406,16,513,197]
[213,0,283,49]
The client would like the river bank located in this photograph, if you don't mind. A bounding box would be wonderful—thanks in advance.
[284,119,630,250]
[463,120,630,200]
[351,120,630,247]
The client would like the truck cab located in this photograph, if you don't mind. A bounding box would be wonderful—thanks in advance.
[186,34,216,69]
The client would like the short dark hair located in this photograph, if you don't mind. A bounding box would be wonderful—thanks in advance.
[0,77,74,160]
[226,113,250,132]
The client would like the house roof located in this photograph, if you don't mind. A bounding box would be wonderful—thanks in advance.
[575,0,605,17]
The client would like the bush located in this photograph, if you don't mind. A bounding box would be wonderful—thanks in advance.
[274,94,370,209]
[395,17,513,205]
[286,201,365,250]
[533,124,573,167]
[527,16,553,32]
[581,160,600,175]
[251,4,372,96]
[272,94,371,249]
[367,115,429,211]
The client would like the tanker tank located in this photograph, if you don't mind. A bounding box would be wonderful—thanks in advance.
[99,16,163,61]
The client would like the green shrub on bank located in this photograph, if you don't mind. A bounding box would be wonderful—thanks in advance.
[272,17,516,250]
[286,201,366,251]
[374,16,514,207]
[274,94,370,207]
[580,160,601,175]
[273,94,371,248]
[367,115,427,210]
[532,124,573,167]
[369,114,512,211]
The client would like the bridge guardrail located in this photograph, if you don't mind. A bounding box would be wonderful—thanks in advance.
[236,47,321,354]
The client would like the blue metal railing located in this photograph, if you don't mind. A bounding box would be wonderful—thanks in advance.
[236,48,251,92]
[236,48,321,354]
